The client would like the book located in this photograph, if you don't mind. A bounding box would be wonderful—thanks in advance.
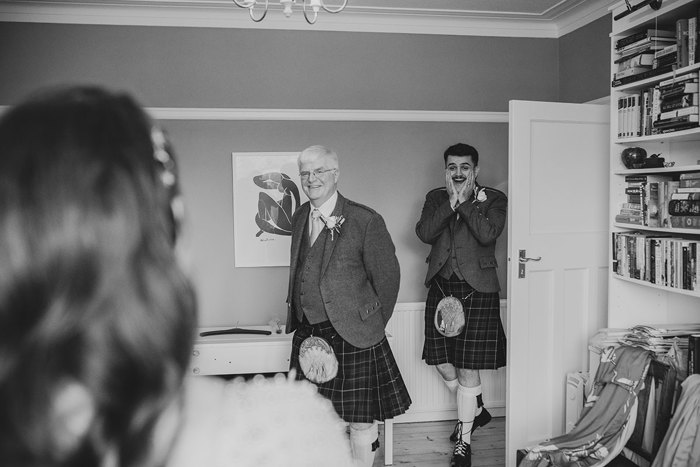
[657,121,700,133]
[616,214,643,224]
[655,43,679,58]
[617,43,670,63]
[659,105,699,120]
[648,236,672,283]
[614,50,656,66]
[691,242,698,290]
[654,115,700,129]
[677,187,700,192]
[659,72,699,87]
[677,18,689,68]
[680,172,700,180]
[617,52,656,68]
[669,199,700,215]
[689,335,700,375]
[671,216,700,228]
[614,66,654,80]
[690,16,698,64]
[651,87,662,128]
[654,52,679,69]
[612,64,674,87]
[625,175,658,182]
[681,178,700,188]
[659,83,700,99]
[642,89,652,135]
[661,181,680,228]
[617,35,676,54]
[660,92,699,111]
[647,182,663,226]
[620,208,644,216]
[616,29,676,49]
[671,192,700,200]
[621,202,643,210]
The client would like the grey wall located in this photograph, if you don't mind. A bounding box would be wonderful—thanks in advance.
[0,20,605,326]
[559,14,612,103]
[168,120,508,324]
[0,23,559,110]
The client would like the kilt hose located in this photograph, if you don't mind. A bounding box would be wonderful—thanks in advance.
[290,319,412,424]
[423,274,507,370]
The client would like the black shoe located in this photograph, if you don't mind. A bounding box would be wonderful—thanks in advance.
[450,439,472,467]
[449,408,492,441]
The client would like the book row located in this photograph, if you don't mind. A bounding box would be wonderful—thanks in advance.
[615,172,700,227]
[617,72,699,138]
[613,9,700,87]
[689,334,700,376]
[612,232,700,291]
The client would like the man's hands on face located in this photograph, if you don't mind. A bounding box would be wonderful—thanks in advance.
[446,169,474,209]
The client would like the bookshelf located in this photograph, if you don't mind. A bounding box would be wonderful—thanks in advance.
[610,0,700,328]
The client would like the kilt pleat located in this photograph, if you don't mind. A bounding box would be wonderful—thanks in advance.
[290,320,412,423]
[422,275,507,369]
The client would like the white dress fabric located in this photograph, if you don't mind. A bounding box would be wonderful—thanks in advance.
[168,373,356,467]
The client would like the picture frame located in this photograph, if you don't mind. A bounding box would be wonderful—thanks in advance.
[232,152,302,267]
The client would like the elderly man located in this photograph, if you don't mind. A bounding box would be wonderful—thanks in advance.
[286,145,411,467]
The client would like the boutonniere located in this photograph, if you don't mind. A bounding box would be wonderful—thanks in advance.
[321,214,345,241]
[472,186,487,204]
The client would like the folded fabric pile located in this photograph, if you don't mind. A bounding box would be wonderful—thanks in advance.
[620,324,700,358]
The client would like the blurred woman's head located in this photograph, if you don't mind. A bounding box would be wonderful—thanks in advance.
[0,86,197,466]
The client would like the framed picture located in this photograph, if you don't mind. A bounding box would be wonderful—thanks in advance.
[232,152,302,267]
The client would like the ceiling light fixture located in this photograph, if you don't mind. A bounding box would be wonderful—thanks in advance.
[231,0,348,24]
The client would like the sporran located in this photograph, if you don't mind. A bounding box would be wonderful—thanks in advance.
[298,335,338,383]
[433,281,475,337]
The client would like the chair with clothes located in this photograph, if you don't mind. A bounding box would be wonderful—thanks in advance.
[517,345,679,467]
[606,358,678,466]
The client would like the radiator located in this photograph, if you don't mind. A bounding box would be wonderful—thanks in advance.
[386,301,507,423]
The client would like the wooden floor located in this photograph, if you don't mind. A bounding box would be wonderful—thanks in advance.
[373,417,505,467]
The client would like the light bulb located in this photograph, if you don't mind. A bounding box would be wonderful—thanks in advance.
[281,0,294,17]
[308,0,321,13]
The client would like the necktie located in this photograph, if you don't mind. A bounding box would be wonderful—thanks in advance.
[309,209,323,245]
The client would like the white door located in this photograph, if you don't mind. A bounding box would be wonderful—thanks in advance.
[506,100,610,466]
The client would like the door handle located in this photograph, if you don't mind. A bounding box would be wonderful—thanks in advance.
[518,249,541,278]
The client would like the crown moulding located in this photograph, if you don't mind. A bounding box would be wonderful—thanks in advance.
[0,0,615,38]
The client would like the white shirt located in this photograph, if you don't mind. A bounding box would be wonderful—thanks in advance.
[308,191,338,236]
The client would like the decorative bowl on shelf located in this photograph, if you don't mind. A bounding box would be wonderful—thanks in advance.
[621,147,647,169]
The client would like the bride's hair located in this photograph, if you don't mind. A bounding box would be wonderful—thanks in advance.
[0,85,197,466]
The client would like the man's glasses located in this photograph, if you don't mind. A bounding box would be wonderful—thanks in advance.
[299,168,336,180]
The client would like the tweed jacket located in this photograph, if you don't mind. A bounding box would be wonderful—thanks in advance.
[286,193,400,349]
[415,185,507,292]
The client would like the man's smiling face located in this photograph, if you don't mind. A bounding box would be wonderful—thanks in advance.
[446,155,479,188]
[299,154,338,207]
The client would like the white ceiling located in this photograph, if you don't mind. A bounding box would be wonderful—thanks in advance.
[0,0,618,37]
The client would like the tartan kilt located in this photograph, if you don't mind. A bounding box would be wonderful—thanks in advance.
[422,275,507,370]
[290,319,412,423]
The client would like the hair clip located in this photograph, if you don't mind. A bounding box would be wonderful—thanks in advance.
[150,127,184,241]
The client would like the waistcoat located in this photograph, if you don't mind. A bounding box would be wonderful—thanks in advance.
[293,229,329,324]
[438,216,465,281]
